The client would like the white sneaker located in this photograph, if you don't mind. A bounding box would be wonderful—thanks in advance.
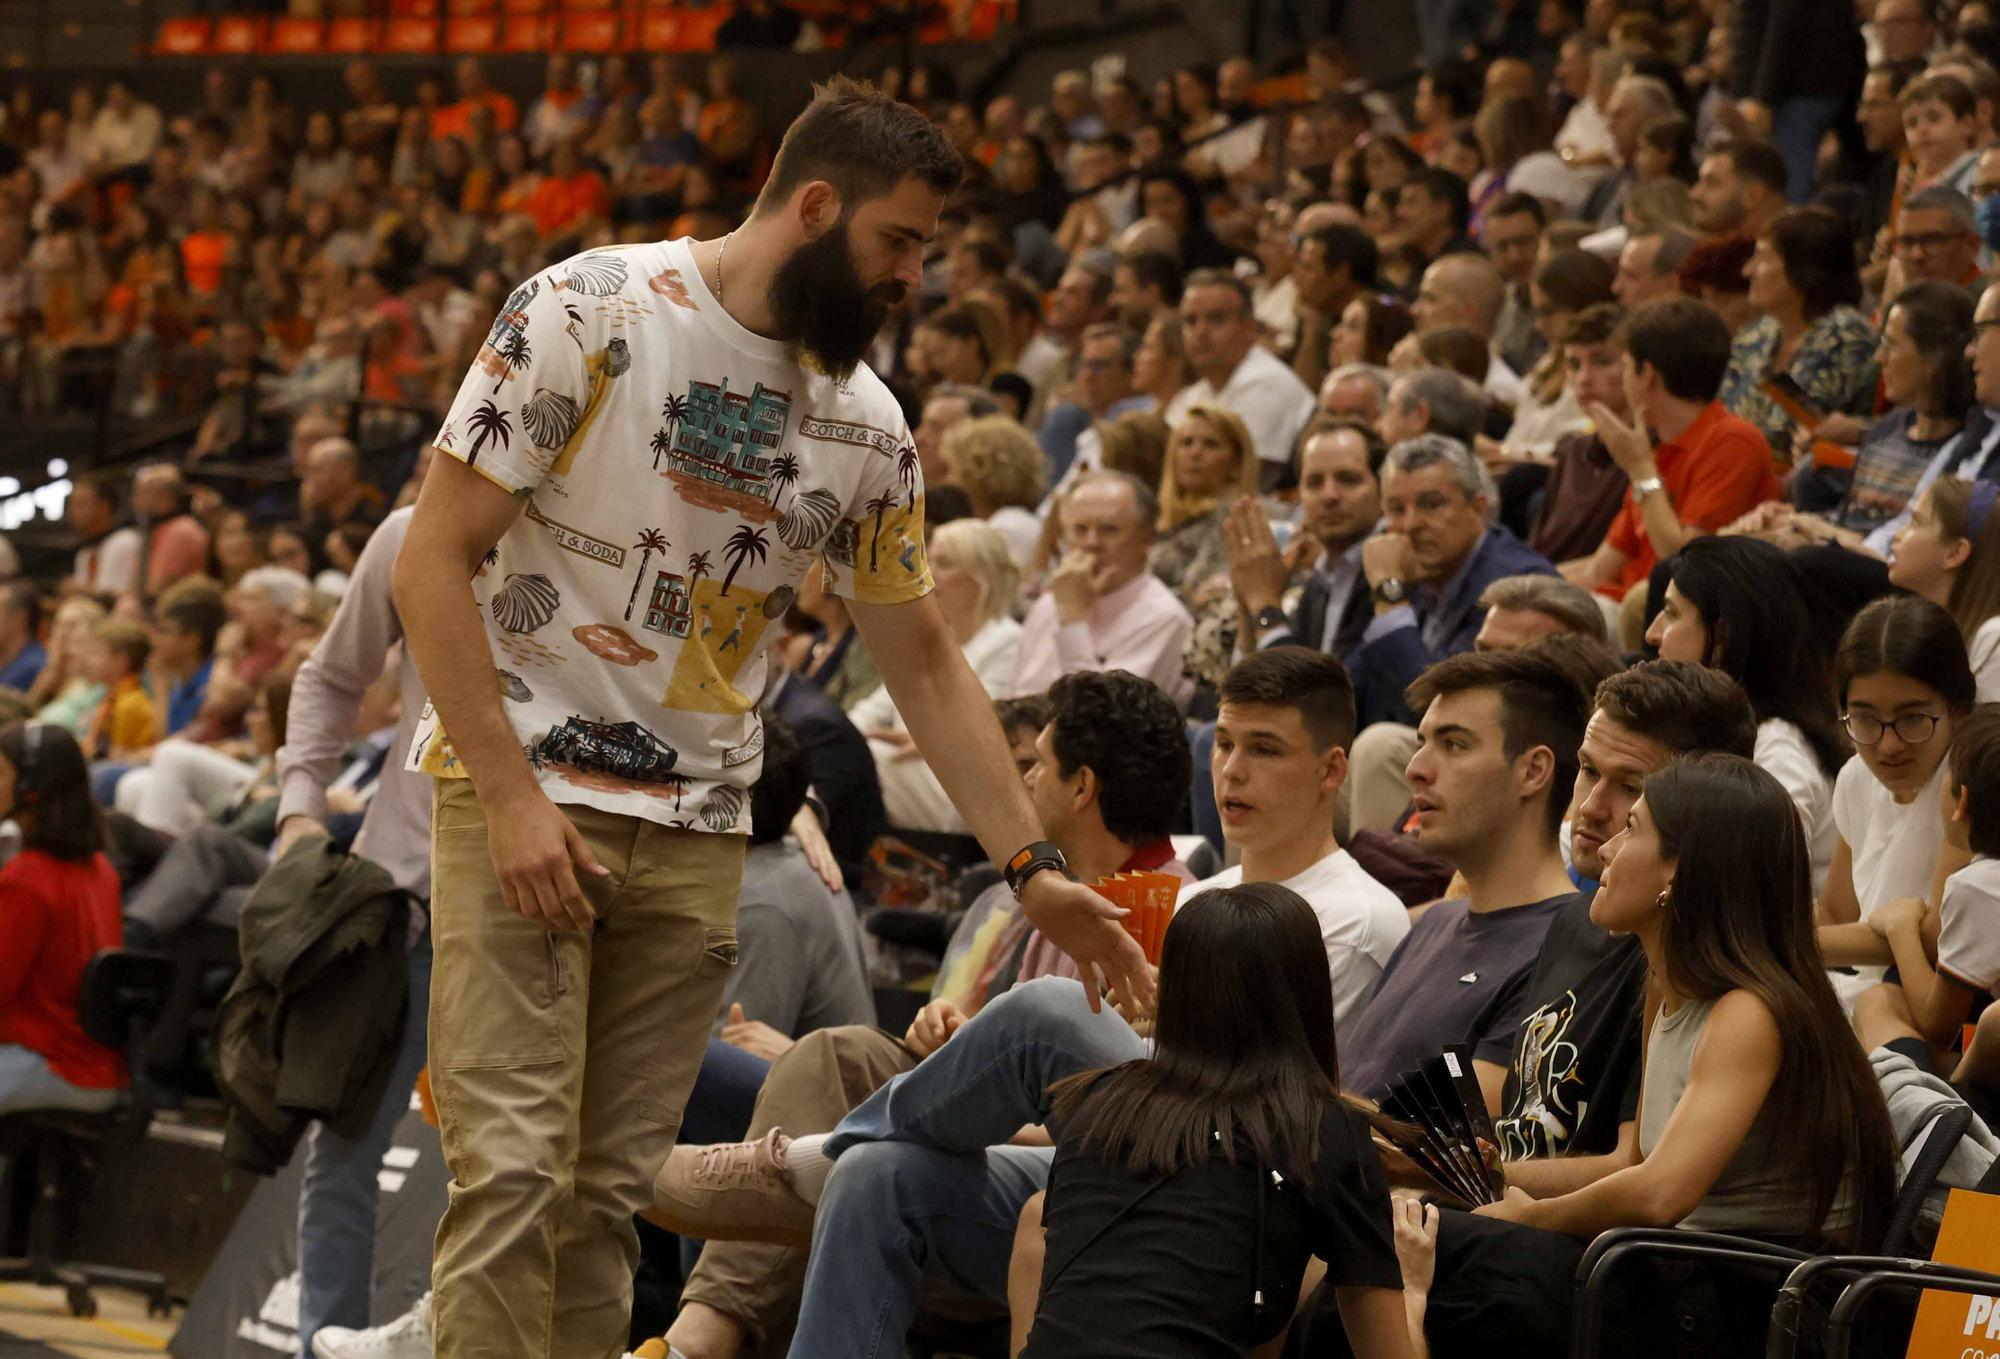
[310,1291,434,1358]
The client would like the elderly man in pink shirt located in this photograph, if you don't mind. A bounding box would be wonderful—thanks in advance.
[1011,471,1195,709]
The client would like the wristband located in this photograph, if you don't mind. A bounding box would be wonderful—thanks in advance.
[1003,840,1070,900]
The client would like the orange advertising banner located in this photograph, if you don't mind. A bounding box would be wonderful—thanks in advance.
[1904,1188,2000,1357]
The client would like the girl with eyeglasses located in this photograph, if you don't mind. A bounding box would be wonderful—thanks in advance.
[1817,596,1978,993]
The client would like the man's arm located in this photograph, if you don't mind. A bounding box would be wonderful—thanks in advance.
[1558,541,1626,590]
[276,511,410,853]
[391,453,605,931]
[850,593,1154,1013]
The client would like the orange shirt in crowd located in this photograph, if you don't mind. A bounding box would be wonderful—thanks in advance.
[89,674,162,759]
[432,90,519,142]
[525,171,611,237]
[181,230,230,297]
[1598,400,1777,601]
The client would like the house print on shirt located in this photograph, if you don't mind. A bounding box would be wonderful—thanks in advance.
[643,569,694,640]
[659,377,791,522]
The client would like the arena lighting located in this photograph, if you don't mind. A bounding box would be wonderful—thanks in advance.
[0,478,69,530]
[48,459,66,477]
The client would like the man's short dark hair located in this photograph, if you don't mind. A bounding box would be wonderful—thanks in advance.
[159,591,228,656]
[1404,649,1590,843]
[1591,659,1758,759]
[1122,251,1184,307]
[1218,650,1358,755]
[748,715,813,846]
[1046,671,1193,844]
[1951,703,2000,856]
[1182,268,1253,315]
[1300,415,1389,477]
[1488,190,1548,229]
[757,75,963,215]
[1407,166,1471,235]
[1709,137,1789,197]
[1305,223,1381,290]
[1623,297,1734,402]
[996,693,1053,738]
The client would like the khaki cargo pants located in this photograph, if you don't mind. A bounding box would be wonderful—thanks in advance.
[428,777,745,1359]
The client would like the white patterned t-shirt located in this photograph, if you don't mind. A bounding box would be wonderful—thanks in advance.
[409,238,933,834]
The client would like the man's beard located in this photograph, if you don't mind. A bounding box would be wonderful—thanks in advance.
[768,221,905,380]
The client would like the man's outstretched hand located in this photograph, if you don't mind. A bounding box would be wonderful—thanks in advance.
[1017,873,1156,1018]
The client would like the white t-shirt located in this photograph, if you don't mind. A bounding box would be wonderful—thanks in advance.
[1972,616,2000,703]
[71,526,142,597]
[1939,856,2000,996]
[1756,718,1837,897]
[1179,848,1410,1031]
[412,240,931,834]
[1165,344,1316,466]
[1834,754,1950,918]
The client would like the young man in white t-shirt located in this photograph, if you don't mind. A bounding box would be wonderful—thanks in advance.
[1187,646,1409,1026]
[394,79,1153,1359]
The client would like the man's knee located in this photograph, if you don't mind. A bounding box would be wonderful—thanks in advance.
[984,976,1094,1035]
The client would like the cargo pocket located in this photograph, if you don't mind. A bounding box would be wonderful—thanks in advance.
[696,928,739,976]
[431,911,573,1070]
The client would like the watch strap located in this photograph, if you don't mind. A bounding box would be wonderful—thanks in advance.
[1003,840,1069,898]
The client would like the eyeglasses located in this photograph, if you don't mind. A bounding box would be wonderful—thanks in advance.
[1840,710,1943,745]
[1896,231,1971,255]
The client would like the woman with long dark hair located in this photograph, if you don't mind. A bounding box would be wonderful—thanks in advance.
[1469,754,1896,1247]
[0,723,123,1114]
[1015,882,1414,1358]
[1646,536,1848,891]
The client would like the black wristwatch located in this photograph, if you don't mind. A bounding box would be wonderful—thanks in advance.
[1253,604,1287,632]
[1003,840,1070,900]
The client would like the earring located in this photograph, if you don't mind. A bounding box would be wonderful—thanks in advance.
[1655,889,1672,910]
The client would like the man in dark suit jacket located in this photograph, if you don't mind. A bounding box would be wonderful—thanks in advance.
[764,669,887,891]
[1347,434,1558,728]
[1230,417,1386,662]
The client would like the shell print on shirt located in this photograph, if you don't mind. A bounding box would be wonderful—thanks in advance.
[410,239,932,835]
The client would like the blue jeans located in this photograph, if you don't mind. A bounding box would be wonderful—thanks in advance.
[682,1039,769,1147]
[0,1044,118,1115]
[787,978,1148,1358]
[1773,96,1844,203]
[295,929,433,1358]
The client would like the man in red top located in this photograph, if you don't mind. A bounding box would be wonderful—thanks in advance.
[432,57,518,143]
[524,138,612,238]
[1562,298,1778,628]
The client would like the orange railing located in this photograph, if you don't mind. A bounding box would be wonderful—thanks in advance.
[150,0,1012,58]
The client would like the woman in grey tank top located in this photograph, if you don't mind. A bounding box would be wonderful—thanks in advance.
[1468,753,1896,1249]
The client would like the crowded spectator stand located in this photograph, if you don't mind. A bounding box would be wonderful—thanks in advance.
[5,2,2000,1358]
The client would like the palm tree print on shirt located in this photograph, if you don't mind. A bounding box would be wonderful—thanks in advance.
[656,394,689,469]
[467,401,512,467]
[896,443,919,509]
[491,329,532,393]
[686,550,712,588]
[769,453,800,510]
[625,528,669,621]
[719,525,769,596]
[864,492,898,572]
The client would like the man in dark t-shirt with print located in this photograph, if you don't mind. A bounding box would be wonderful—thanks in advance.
[1341,648,1590,1101]
[1294,663,1762,1359]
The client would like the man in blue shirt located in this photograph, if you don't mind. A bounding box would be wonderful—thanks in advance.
[0,583,46,694]
[155,589,225,736]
